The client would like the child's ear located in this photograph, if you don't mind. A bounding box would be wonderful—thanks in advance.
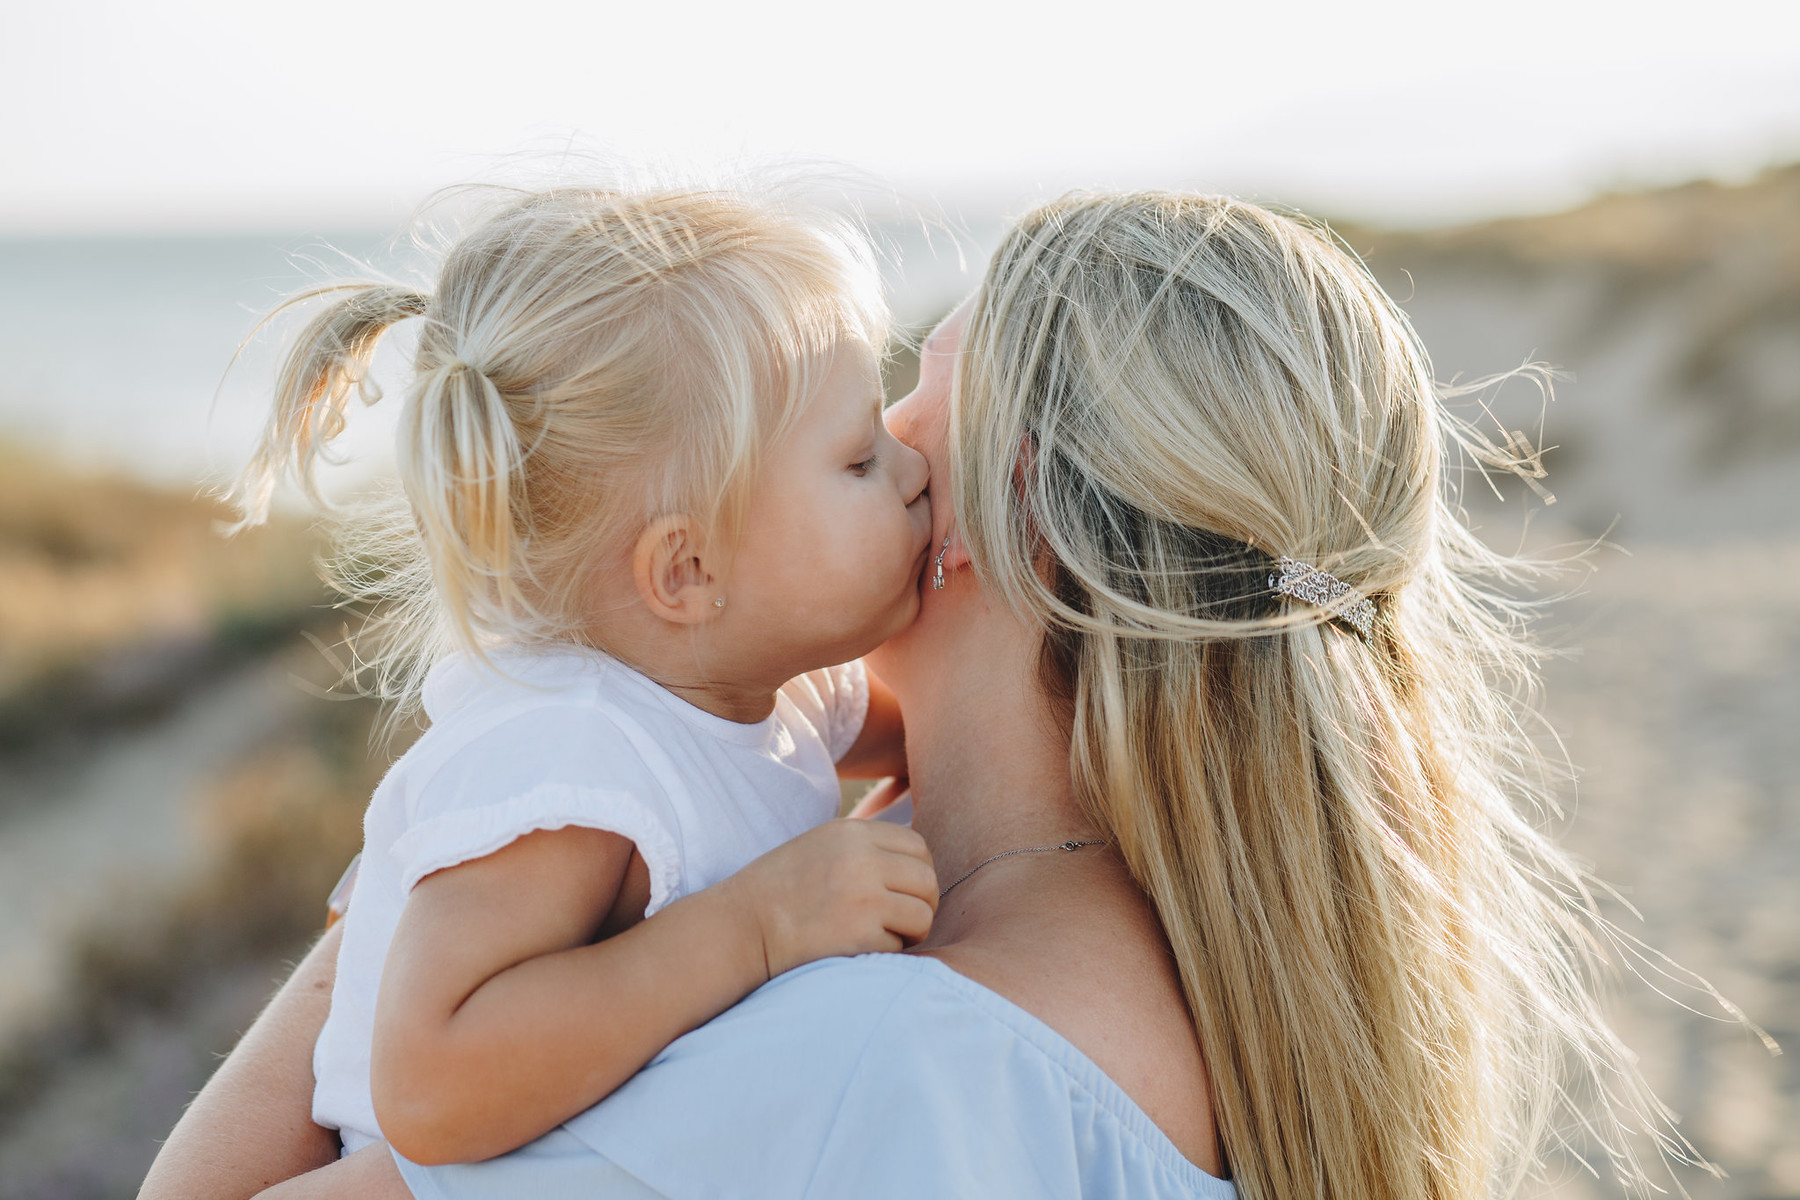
[631,515,724,625]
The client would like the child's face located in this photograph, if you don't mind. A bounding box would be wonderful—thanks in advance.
[724,339,934,675]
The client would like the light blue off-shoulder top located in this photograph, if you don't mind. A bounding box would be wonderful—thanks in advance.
[397,952,1234,1200]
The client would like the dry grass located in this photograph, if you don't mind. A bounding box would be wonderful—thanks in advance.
[0,444,325,751]
[1348,163,1800,277]
[0,443,319,688]
[1352,165,1800,468]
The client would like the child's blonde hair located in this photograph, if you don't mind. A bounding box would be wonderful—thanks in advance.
[231,187,884,712]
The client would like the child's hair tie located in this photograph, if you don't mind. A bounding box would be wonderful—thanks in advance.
[1269,555,1377,638]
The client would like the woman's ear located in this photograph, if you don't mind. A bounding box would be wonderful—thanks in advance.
[939,528,973,575]
[1011,431,1036,504]
[1009,433,1057,584]
[631,515,724,625]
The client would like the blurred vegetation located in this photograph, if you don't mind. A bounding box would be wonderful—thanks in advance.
[0,649,407,1200]
[0,443,325,756]
[0,450,381,1194]
[1352,163,1800,468]
[1355,163,1800,275]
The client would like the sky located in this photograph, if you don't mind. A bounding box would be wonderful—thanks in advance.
[5,0,1800,232]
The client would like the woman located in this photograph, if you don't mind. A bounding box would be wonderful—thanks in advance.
[145,192,1655,1200]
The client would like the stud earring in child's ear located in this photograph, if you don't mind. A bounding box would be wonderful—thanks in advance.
[932,536,952,591]
[713,597,726,608]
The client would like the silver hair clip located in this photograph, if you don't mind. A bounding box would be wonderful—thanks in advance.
[1269,556,1376,638]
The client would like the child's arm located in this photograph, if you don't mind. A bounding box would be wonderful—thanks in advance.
[371,817,936,1166]
[834,664,907,779]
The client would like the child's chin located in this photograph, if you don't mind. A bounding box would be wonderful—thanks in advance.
[863,584,923,649]
[891,578,924,626]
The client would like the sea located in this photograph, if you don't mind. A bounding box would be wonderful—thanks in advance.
[0,214,1001,494]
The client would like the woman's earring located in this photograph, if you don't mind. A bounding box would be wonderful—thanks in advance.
[931,536,952,591]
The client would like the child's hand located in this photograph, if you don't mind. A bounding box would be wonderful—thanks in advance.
[726,819,938,979]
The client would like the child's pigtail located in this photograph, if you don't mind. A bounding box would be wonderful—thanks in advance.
[227,282,430,531]
[398,355,529,649]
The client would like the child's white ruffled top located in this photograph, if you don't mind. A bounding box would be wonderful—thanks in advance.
[314,646,868,1153]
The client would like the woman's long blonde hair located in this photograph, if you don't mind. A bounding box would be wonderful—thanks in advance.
[954,192,1668,1200]
[229,187,882,714]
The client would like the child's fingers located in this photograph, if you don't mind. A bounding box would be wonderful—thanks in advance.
[855,819,934,865]
[879,850,940,912]
[882,893,936,945]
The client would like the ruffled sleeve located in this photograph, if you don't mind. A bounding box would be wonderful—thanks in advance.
[387,782,683,914]
[385,705,687,915]
[780,659,869,763]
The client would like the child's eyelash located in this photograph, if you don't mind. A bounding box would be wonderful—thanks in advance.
[852,454,880,474]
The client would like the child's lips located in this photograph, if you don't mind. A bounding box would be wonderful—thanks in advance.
[911,540,934,593]
[908,515,934,582]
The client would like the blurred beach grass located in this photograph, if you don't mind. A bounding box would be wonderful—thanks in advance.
[0,453,402,1195]
[0,446,322,756]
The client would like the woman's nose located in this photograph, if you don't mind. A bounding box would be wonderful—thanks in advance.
[898,436,930,506]
[883,396,912,443]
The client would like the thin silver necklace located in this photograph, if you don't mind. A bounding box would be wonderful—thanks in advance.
[938,839,1107,899]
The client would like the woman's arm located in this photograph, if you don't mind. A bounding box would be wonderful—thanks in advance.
[139,922,345,1200]
[835,667,907,779]
[846,775,910,820]
[251,1141,413,1200]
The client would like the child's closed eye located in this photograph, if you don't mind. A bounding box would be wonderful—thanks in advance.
[850,454,880,476]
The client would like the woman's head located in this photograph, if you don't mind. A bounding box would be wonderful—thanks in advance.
[958,193,1440,639]
[233,186,921,703]
[927,192,1658,1200]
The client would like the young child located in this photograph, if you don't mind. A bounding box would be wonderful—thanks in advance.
[229,188,939,1193]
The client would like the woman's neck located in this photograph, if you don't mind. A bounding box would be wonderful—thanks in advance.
[910,713,1088,868]
[902,636,1103,948]
[895,622,1222,1174]
[879,585,1222,1173]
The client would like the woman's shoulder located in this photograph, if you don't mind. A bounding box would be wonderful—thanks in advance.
[400,955,1233,1198]
[535,954,1230,1199]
